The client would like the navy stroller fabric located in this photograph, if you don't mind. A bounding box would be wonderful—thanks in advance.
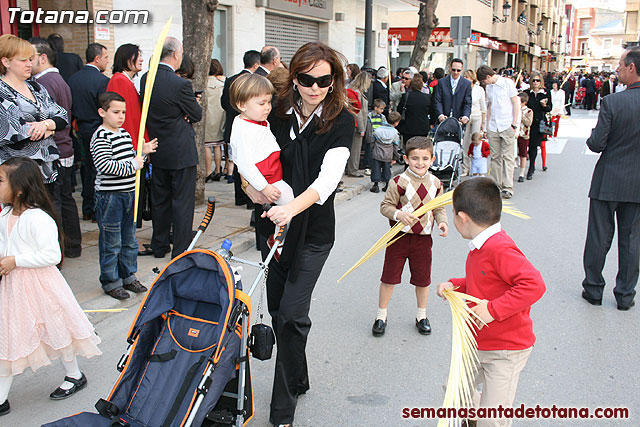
[43,251,243,427]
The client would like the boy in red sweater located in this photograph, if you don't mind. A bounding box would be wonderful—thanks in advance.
[437,177,545,427]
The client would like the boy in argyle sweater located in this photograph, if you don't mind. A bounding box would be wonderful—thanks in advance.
[372,136,449,337]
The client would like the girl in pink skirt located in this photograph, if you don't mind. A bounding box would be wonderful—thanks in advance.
[0,157,101,416]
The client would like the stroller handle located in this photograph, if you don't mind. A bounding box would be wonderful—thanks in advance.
[198,196,216,232]
[262,204,288,244]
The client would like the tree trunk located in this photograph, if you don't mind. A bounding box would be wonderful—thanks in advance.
[182,0,217,204]
[409,1,439,70]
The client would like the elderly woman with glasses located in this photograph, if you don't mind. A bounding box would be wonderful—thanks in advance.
[524,71,552,179]
[242,42,353,427]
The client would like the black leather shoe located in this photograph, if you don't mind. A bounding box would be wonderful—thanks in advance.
[106,288,130,300]
[49,374,87,400]
[124,280,148,293]
[416,318,432,335]
[372,319,386,336]
[370,183,380,193]
[518,176,524,183]
[526,172,533,180]
[138,248,154,256]
[0,399,9,416]
[581,290,602,306]
[542,166,548,171]
[382,183,388,192]
[617,301,635,311]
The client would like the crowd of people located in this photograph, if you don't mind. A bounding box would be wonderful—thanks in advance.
[0,28,637,427]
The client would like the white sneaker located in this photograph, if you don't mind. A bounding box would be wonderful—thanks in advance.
[364,168,371,176]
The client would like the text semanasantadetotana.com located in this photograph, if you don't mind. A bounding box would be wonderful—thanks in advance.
[402,404,630,420]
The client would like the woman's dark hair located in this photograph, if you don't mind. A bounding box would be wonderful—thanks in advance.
[209,58,223,76]
[2,157,64,265]
[112,43,140,74]
[275,42,348,135]
[410,74,424,91]
[346,63,360,80]
[419,71,429,84]
[433,67,445,80]
[177,54,195,79]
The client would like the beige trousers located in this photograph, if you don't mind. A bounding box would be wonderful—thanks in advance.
[471,347,532,427]
[488,127,516,194]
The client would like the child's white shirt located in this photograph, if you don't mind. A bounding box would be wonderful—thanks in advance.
[0,207,61,267]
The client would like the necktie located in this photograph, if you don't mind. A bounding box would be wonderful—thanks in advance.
[451,78,457,95]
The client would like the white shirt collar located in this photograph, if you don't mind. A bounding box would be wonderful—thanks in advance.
[242,68,253,74]
[159,62,175,72]
[34,67,59,79]
[86,64,100,71]
[469,222,502,251]
[287,104,324,137]
[406,167,429,179]
[451,75,460,84]
[377,79,387,89]
[259,65,270,74]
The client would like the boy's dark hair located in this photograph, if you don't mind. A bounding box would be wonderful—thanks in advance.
[452,177,502,226]
[243,50,261,69]
[112,43,140,74]
[373,98,386,109]
[387,111,402,125]
[405,136,433,156]
[518,92,529,103]
[47,33,64,52]
[29,37,56,67]
[98,91,126,111]
[86,42,106,63]
[476,65,496,83]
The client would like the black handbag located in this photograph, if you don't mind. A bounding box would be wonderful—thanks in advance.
[248,275,275,361]
[141,165,152,221]
[539,119,554,136]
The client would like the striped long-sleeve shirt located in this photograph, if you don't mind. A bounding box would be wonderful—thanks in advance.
[90,125,141,192]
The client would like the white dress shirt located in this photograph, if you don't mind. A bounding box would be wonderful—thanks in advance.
[486,76,518,132]
[468,222,502,251]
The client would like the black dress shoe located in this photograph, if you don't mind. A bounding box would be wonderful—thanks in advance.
[372,319,386,336]
[526,172,533,180]
[347,173,364,178]
[617,301,635,311]
[370,183,380,193]
[106,288,130,300]
[124,280,148,293]
[581,290,602,306]
[416,318,432,335]
[153,251,167,259]
[0,399,9,416]
[382,183,388,192]
[49,374,87,400]
[542,166,548,171]
[138,248,154,256]
[518,176,525,183]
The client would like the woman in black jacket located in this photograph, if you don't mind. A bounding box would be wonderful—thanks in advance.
[397,74,431,145]
[244,42,353,427]
[524,71,552,179]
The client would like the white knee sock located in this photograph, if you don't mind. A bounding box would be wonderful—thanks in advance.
[0,376,13,402]
[60,357,82,390]
[416,307,427,321]
[376,308,387,321]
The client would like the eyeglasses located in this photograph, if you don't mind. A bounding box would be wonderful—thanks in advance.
[451,68,462,72]
[402,76,411,80]
[296,73,333,88]
[531,79,541,82]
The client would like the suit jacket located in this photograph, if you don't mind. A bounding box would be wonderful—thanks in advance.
[371,79,390,115]
[221,69,250,144]
[255,66,269,77]
[397,90,431,136]
[581,77,597,94]
[434,75,472,120]
[140,64,202,170]
[601,80,616,98]
[68,65,109,141]
[57,51,84,83]
[587,82,640,203]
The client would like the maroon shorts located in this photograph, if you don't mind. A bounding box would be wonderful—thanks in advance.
[380,233,433,287]
[517,137,529,158]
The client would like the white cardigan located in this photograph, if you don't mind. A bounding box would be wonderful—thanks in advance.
[0,207,61,268]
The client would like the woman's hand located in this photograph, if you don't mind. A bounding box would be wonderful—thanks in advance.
[0,256,17,275]
[262,204,295,226]
[540,98,548,106]
[26,121,51,140]
[244,183,270,205]
[142,138,158,155]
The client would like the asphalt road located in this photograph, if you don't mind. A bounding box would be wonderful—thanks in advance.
[11,109,637,427]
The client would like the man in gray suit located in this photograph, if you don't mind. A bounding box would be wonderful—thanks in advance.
[582,47,640,311]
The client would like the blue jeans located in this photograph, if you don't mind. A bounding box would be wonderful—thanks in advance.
[371,159,391,184]
[95,191,138,292]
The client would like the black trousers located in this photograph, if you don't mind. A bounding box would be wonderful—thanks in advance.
[233,166,248,206]
[565,91,572,116]
[260,241,333,425]
[79,134,96,217]
[584,92,596,110]
[527,132,543,175]
[47,165,83,257]
[582,198,640,307]
[150,165,196,258]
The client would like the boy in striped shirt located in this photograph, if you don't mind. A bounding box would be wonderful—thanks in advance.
[90,92,157,300]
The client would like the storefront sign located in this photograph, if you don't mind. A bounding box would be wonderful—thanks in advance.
[388,27,517,54]
[95,24,110,40]
[268,0,333,20]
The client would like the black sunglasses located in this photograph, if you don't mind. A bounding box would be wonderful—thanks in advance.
[296,73,333,88]
[451,68,462,72]
[402,76,411,80]
[532,79,541,82]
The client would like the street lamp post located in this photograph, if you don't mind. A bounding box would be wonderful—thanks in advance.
[493,1,512,23]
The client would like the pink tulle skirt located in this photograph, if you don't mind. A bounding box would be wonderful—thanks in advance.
[0,266,102,377]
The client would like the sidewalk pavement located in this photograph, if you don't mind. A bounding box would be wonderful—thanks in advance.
[66,170,386,324]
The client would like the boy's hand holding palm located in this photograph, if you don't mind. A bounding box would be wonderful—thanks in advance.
[397,211,419,226]
[135,138,158,169]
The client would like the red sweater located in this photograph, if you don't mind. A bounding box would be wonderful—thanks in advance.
[106,72,149,151]
[468,140,490,158]
[450,230,545,351]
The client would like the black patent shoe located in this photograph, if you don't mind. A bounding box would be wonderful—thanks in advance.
[0,399,9,416]
[372,319,386,336]
[50,374,87,400]
[581,290,602,306]
[416,318,432,335]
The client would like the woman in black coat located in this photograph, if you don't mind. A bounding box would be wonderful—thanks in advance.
[244,42,353,427]
[524,71,552,179]
[397,74,431,145]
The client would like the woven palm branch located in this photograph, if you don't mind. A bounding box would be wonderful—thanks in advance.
[438,289,487,427]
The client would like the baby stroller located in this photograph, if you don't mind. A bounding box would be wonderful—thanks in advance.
[574,87,586,108]
[44,199,286,427]
[429,117,464,191]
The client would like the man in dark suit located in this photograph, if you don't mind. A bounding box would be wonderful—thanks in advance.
[140,37,202,259]
[581,74,597,110]
[582,47,640,311]
[371,67,390,116]
[221,50,260,206]
[434,58,472,125]
[68,42,109,221]
[47,33,84,83]
[256,46,281,76]
[600,73,617,98]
